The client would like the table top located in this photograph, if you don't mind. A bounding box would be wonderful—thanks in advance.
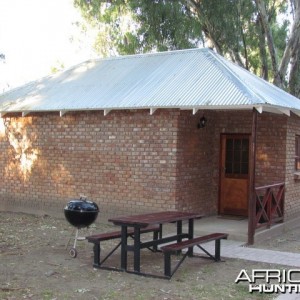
[108,211,203,227]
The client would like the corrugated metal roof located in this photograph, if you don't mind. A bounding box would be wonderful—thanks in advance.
[1,48,300,116]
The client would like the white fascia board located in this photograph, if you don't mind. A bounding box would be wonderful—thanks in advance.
[181,105,256,112]
[277,107,290,116]
[262,106,290,116]
[188,105,290,116]
[291,109,300,117]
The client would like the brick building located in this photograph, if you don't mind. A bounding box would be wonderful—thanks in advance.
[1,48,300,243]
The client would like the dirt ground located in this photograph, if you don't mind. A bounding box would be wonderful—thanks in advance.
[1,211,299,300]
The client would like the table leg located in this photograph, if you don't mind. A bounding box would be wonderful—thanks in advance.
[133,226,141,273]
[176,220,182,242]
[121,225,127,270]
[93,243,100,267]
[188,218,194,257]
[176,220,183,255]
[159,224,163,239]
[215,239,221,261]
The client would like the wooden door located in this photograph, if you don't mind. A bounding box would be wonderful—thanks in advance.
[219,134,250,216]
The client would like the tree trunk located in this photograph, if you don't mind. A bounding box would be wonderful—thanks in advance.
[229,49,246,68]
[289,47,300,97]
[202,25,223,54]
[256,14,269,80]
[255,0,278,83]
[278,0,300,92]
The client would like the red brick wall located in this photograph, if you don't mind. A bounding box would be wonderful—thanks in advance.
[0,109,299,221]
[176,110,253,215]
[255,113,286,187]
[284,113,300,219]
[175,111,215,214]
[0,110,179,219]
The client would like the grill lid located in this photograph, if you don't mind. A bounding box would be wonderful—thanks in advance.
[64,197,99,212]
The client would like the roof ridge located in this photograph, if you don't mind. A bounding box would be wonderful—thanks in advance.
[207,51,266,105]
[90,47,208,63]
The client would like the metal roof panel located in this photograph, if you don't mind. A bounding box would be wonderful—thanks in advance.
[0,48,299,114]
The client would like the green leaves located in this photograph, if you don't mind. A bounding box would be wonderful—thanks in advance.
[73,0,299,95]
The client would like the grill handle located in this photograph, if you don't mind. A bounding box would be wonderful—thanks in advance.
[79,194,87,201]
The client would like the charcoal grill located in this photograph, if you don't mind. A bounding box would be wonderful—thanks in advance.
[64,196,99,258]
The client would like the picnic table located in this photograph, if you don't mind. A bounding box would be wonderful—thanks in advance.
[87,211,228,278]
[109,211,202,276]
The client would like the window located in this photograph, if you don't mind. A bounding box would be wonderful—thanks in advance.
[225,137,249,176]
[296,135,300,170]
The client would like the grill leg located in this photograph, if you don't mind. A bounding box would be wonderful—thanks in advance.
[65,228,76,250]
[73,228,79,249]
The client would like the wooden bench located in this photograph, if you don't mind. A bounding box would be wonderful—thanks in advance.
[86,225,161,268]
[161,233,228,278]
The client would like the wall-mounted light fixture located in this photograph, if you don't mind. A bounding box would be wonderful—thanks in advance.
[197,115,207,129]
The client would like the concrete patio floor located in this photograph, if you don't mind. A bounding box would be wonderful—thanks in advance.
[184,214,288,244]
[188,215,248,242]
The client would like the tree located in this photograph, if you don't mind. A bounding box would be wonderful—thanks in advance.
[74,0,300,97]
[255,0,300,92]
[278,0,300,95]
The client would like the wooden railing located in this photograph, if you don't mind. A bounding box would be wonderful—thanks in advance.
[254,182,285,229]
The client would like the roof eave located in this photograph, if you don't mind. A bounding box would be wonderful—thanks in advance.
[0,104,291,118]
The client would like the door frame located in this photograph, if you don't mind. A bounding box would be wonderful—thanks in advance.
[218,133,251,216]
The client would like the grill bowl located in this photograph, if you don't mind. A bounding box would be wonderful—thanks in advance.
[64,199,99,229]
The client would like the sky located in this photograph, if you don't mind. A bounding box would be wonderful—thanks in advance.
[0,0,97,91]
[0,1,294,93]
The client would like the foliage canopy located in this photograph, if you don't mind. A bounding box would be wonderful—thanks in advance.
[74,0,300,97]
